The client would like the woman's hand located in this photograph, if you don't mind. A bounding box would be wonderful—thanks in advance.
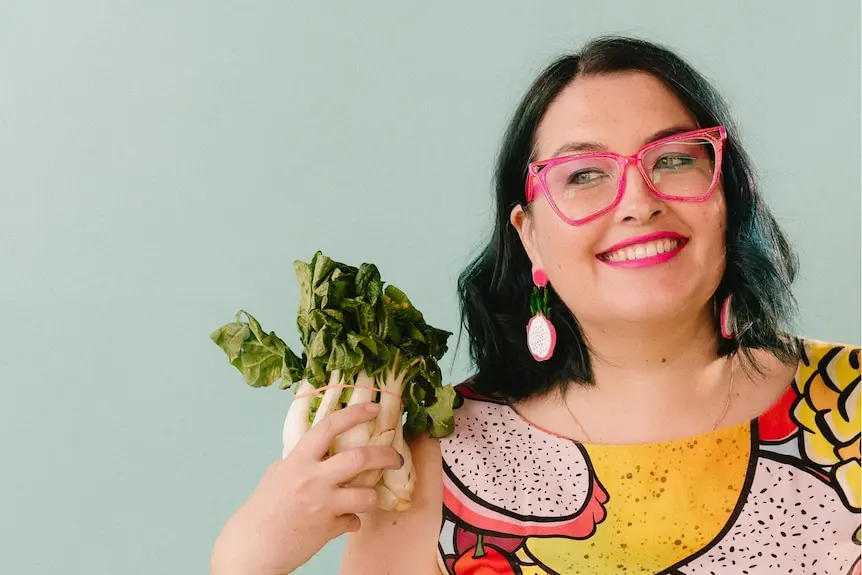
[211,402,403,575]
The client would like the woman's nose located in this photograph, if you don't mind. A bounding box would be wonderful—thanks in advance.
[613,164,666,224]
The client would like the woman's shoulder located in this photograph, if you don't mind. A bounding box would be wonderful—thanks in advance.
[789,336,860,420]
[783,335,860,435]
[794,336,860,372]
[756,336,859,522]
[753,336,857,423]
[339,429,444,574]
[439,379,520,451]
[733,336,858,456]
[451,377,509,404]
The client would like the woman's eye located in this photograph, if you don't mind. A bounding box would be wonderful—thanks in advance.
[655,155,695,170]
[568,170,606,185]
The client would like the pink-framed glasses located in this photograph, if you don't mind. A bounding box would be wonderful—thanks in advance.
[525,126,727,226]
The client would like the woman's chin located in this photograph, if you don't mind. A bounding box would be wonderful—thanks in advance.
[594,298,704,328]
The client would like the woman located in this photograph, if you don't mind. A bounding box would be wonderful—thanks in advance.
[211,36,860,575]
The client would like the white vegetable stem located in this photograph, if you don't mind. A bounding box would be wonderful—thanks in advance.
[279,362,419,512]
[349,428,394,488]
[332,371,377,455]
[312,369,343,427]
[375,420,415,513]
[281,379,314,459]
[373,364,405,438]
[343,367,402,488]
[371,362,415,507]
[381,415,415,503]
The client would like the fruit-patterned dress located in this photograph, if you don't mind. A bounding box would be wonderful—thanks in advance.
[437,339,861,575]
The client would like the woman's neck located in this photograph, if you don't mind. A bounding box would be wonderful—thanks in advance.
[515,310,795,445]
[547,309,737,444]
[582,308,722,391]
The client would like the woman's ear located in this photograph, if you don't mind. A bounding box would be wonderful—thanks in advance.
[510,204,544,270]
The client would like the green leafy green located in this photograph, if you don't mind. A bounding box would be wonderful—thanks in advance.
[311,252,336,290]
[211,250,459,438]
[426,385,458,437]
[294,261,314,314]
[210,310,301,389]
[280,348,304,389]
[309,325,333,359]
[356,263,382,305]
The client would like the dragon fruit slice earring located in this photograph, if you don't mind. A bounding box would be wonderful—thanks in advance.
[719,295,735,339]
[527,268,557,361]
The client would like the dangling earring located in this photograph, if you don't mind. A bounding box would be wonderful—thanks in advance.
[526,268,557,361]
[719,295,735,339]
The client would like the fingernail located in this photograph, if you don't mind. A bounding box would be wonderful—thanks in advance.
[366,403,380,413]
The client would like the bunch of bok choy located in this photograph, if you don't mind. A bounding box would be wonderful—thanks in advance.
[210,251,459,511]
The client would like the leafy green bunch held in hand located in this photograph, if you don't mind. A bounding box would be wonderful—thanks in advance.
[211,251,459,511]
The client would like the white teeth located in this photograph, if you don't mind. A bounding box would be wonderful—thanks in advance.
[603,238,681,262]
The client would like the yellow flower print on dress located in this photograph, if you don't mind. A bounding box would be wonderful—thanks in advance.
[792,340,861,514]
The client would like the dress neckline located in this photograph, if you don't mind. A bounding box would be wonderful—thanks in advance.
[503,354,801,449]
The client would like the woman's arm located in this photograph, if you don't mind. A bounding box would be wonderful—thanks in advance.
[339,432,445,575]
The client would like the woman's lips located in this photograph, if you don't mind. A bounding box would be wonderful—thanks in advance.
[597,232,688,268]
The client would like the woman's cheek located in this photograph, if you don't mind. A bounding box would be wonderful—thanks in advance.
[712,189,728,232]
[544,231,592,279]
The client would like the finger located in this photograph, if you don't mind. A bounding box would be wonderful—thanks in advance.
[333,513,362,535]
[322,444,403,485]
[330,487,379,516]
[295,402,380,460]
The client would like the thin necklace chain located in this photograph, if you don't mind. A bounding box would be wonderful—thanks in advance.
[563,355,736,444]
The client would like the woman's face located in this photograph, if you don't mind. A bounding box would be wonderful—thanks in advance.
[512,71,727,328]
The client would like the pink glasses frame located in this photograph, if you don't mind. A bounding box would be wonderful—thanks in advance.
[525,125,728,226]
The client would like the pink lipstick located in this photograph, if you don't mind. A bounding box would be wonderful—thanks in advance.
[597,231,688,269]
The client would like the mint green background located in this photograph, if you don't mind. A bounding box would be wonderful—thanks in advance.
[1,2,858,574]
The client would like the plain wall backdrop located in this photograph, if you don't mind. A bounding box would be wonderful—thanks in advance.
[1,1,859,573]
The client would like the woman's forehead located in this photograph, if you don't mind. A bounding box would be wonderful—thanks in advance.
[533,71,700,159]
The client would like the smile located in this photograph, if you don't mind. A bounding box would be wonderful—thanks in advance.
[597,233,688,268]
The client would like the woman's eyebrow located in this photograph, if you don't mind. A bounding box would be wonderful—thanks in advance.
[546,125,699,159]
[644,125,699,144]
[549,140,605,157]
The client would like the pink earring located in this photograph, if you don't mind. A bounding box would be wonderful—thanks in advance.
[719,295,734,339]
[526,268,557,361]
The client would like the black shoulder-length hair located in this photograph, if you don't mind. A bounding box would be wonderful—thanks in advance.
[457,36,800,402]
